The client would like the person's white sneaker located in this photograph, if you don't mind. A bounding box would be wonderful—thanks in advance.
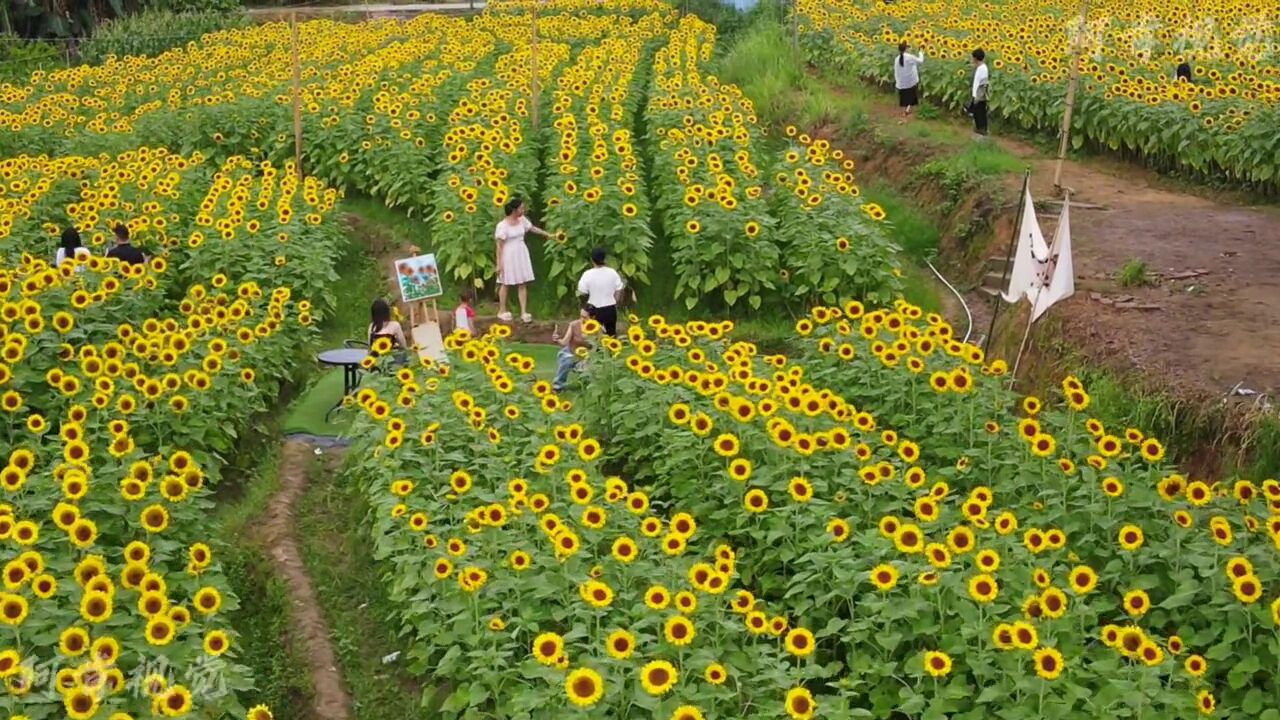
[497,311,513,322]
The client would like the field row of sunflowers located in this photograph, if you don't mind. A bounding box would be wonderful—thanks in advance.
[345,302,1280,718]
[0,4,903,309]
[798,0,1280,190]
[0,147,343,717]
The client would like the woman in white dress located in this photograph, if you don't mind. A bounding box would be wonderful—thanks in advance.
[495,196,553,323]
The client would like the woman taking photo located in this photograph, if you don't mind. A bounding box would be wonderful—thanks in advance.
[894,41,925,122]
[494,196,553,323]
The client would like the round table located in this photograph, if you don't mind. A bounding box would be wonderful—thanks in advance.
[317,348,370,421]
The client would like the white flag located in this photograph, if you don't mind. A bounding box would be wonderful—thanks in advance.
[1002,183,1050,303]
[1032,196,1074,322]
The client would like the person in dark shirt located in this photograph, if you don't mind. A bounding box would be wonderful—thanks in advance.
[1176,61,1193,83]
[105,224,146,266]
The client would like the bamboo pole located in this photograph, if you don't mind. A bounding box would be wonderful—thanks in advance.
[530,4,541,132]
[1053,0,1091,192]
[290,12,304,180]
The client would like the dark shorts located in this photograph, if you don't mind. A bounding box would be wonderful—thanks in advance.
[588,304,618,337]
[898,85,919,108]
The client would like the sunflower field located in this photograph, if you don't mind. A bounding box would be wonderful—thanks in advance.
[798,0,1280,190]
[0,1,902,310]
[0,147,342,717]
[344,302,1280,719]
[5,1,1276,719]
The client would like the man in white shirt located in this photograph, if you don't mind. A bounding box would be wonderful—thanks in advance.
[969,48,990,137]
[576,247,625,336]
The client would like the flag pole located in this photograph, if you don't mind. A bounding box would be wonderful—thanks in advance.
[983,170,1030,356]
[1053,0,1091,192]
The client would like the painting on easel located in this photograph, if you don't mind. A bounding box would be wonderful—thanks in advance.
[394,253,444,303]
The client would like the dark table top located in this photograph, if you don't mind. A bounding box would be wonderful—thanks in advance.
[317,348,369,366]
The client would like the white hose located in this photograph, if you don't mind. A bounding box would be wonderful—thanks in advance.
[925,259,974,344]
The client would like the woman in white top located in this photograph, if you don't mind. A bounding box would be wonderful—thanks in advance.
[494,196,553,323]
[368,299,408,351]
[55,227,91,269]
[893,41,925,122]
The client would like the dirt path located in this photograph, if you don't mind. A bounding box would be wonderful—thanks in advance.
[1018,146,1280,400]
[258,440,354,720]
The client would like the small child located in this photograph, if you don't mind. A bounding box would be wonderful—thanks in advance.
[453,290,476,335]
[551,305,591,392]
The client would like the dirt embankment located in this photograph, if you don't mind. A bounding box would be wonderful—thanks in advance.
[806,82,1280,476]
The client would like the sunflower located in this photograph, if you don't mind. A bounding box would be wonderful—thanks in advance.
[894,524,924,554]
[713,433,740,457]
[1196,690,1215,715]
[1012,621,1039,650]
[947,526,976,554]
[605,629,635,659]
[1033,647,1064,680]
[785,686,817,720]
[1068,565,1098,594]
[869,563,899,591]
[975,549,1000,572]
[1101,476,1124,497]
[564,667,604,708]
[662,614,696,647]
[727,458,752,482]
[1117,525,1144,551]
[1140,438,1166,462]
[1186,481,1212,506]
[671,706,705,720]
[1040,587,1067,618]
[1185,654,1207,677]
[532,632,564,666]
[1232,574,1263,604]
[611,537,638,564]
[784,627,815,657]
[743,488,769,513]
[968,574,998,603]
[1029,433,1056,457]
[923,650,952,677]
[580,580,614,609]
[640,660,678,695]
[645,585,671,610]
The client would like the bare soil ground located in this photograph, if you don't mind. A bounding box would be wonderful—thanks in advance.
[255,440,354,720]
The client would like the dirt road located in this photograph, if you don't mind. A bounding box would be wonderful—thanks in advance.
[1013,144,1280,401]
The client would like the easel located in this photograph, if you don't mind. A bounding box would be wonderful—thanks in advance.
[406,298,446,362]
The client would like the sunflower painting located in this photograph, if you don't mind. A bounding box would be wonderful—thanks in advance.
[394,253,444,302]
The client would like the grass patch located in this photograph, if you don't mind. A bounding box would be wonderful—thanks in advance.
[947,142,1027,176]
[1115,258,1155,288]
[511,341,559,379]
[899,263,943,315]
[296,455,436,719]
[861,182,941,260]
[714,20,804,124]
